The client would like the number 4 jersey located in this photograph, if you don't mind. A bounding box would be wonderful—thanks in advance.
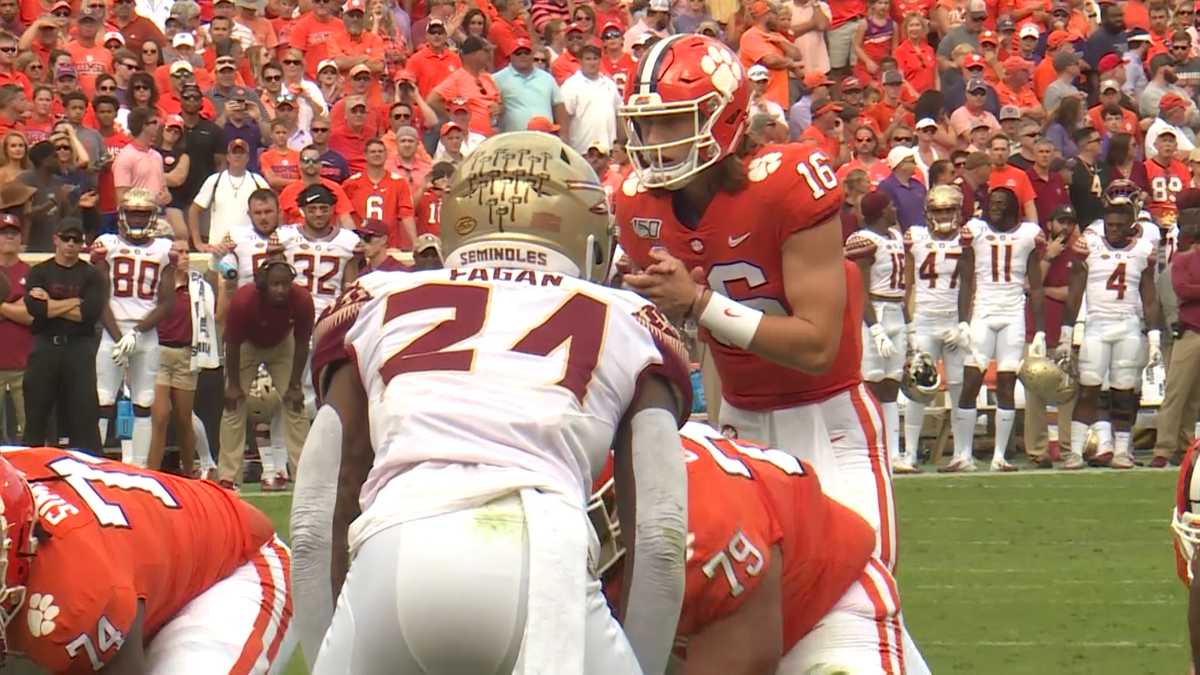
[311,267,694,512]
[4,447,275,673]
[90,235,175,322]
[1073,231,1155,319]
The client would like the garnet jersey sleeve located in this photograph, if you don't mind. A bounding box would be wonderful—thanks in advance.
[843,232,878,262]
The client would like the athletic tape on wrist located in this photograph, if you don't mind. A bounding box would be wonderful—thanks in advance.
[698,292,763,350]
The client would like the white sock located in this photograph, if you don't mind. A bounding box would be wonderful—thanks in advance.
[947,384,963,412]
[1095,420,1113,449]
[270,412,285,454]
[1114,431,1132,457]
[994,409,1016,463]
[882,401,900,462]
[191,413,215,469]
[1195,420,1200,439]
[1071,421,1088,458]
[98,418,109,449]
[904,401,927,463]
[952,407,976,462]
[130,416,152,468]
[273,445,289,480]
[120,439,133,464]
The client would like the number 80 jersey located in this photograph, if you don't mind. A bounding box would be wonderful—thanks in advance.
[311,267,693,511]
[90,235,175,322]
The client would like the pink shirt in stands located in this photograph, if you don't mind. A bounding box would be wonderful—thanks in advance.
[111,142,167,197]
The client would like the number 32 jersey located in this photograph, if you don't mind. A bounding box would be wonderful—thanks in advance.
[311,267,693,510]
[960,219,1044,318]
[615,143,861,410]
[4,447,275,673]
[90,235,175,322]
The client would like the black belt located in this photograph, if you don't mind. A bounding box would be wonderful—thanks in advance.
[160,341,191,349]
[37,334,91,346]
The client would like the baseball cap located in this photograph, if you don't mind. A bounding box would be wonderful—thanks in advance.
[1127,29,1151,44]
[55,65,77,80]
[804,71,834,89]
[587,139,610,154]
[49,0,70,10]
[103,31,125,45]
[915,117,938,130]
[317,59,339,74]
[747,64,769,81]
[228,138,249,152]
[1003,55,1032,73]
[414,233,442,256]
[235,0,266,8]
[299,183,337,207]
[565,22,585,34]
[811,98,842,117]
[172,32,195,48]
[966,78,987,93]
[1161,92,1189,112]
[1050,205,1077,221]
[355,218,388,238]
[459,36,488,55]
[648,0,670,11]
[1046,30,1072,49]
[179,82,202,96]
[447,97,469,113]
[440,121,465,136]
[600,21,622,36]
[997,16,1015,32]
[1019,24,1039,39]
[345,95,368,111]
[169,60,193,76]
[56,218,85,235]
[348,63,371,78]
[526,116,560,132]
[1100,79,1120,93]
[967,0,987,17]
[963,53,985,69]
[979,30,998,46]
[164,114,184,129]
[999,105,1021,121]
[393,69,417,83]
[634,32,656,47]
[971,118,993,131]
[342,0,365,12]
[427,18,446,30]
[512,37,533,53]
[274,92,297,106]
[215,55,237,71]
[887,147,915,170]
[842,76,862,91]
[0,212,20,233]
[749,0,770,17]
[1097,52,1122,74]
[860,191,891,221]
[881,70,903,86]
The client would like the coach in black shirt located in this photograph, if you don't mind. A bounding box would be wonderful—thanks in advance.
[23,218,107,452]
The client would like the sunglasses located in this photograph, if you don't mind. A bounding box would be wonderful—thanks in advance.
[300,157,320,163]
[98,85,116,92]
[263,74,282,82]
[114,0,133,3]
[0,46,14,54]
[855,136,873,142]
[133,83,151,90]
[311,127,329,133]
[181,94,201,100]
[533,56,547,63]
[919,127,936,133]
[58,234,83,243]
[143,47,158,53]
[601,31,621,39]
[51,10,70,16]
[283,59,302,65]
[350,105,367,113]
[954,161,966,168]
[54,145,71,151]
[893,136,914,143]
[120,61,139,69]
[28,63,42,70]
[392,112,411,119]
[352,74,371,81]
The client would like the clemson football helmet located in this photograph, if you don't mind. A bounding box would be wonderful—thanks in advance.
[119,187,158,241]
[925,185,964,236]
[0,456,38,661]
[586,457,625,576]
[901,351,942,404]
[619,34,749,190]
[439,131,613,282]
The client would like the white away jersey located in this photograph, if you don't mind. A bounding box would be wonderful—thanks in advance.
[310,266,692,511]
[843,227,905,299]
[91,234,175,322]
[218,223,302,287]
[961,219,1044,317]
[1073,231,1156,320]
[285,227,360,317]
[905,226,963,316]
[1085,212,1161,248]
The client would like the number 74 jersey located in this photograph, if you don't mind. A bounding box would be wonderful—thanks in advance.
[960,219,1045,317]
[310,267,693,511]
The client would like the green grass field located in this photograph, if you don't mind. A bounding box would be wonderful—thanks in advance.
[244,468,1189,675]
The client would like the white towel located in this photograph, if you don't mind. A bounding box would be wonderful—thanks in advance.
[188,271,219,370]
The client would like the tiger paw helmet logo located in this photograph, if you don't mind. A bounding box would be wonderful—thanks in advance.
[699,45,741,99]
[27,593,59,637]
[747,152,782,182]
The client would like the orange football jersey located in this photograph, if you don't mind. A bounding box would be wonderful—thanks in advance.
[1144,157,1190,221]
[343,171,417,249]
[615,144,862,410]
[5,448,274,673]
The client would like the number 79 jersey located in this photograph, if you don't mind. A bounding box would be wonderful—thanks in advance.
[311,267,693,510]
[960,219,1045,318]
[3,448,275,673]
[90,235,175,322]
[1073,232,1156,319]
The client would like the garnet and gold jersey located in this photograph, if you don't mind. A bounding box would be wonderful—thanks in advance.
[311,267,693,511]
[616,144,862,410]
[960,219,1045,318]
[4,448,274,673]
[905,226,964,316]
[1071,231,1155,320]
[844,227,905,299]
[90,235,175,322]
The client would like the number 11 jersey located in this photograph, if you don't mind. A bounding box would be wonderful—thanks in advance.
[960,219,1044,318]
[311,267,693,511]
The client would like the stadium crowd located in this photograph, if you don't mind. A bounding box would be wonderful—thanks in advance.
[2,0,1200,481]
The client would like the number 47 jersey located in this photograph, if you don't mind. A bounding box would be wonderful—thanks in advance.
[311,267,693,510]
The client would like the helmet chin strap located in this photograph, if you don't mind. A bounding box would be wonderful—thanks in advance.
[583,234,596,282]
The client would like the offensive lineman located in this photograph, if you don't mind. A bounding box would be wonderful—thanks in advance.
[947,187,1047,472]
[90,189,176,468]
[615,34,898,572]
[301,133,691,675]
[845,192,911,472]
[1060,197,1160,470]
[904,185,970,471]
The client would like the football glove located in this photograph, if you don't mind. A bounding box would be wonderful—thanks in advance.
[954,321,973,351]
[1029,331,1046,357]
[869,322,895,359]
[1148,329,1163,368]
[111,331,137,366]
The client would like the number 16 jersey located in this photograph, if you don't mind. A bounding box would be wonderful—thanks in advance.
[311,267,693,511]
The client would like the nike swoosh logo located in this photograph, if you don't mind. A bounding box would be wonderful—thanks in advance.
[723,308,740,317]
[728,233,751,247]
[829,434,846,444]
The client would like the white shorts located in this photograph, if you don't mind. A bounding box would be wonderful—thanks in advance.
[911,313,966,387]
[146,537,295,674]
[862,302,907,383]
[313,493,641,675]
[967,314,1025,372]
[1078,317,1146,389]
[97,321,159,407]
[779,557,929,675]
[719,383,897,570]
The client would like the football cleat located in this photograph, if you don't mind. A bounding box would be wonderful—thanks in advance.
[892,457,921,474]
[1110,453,1135,470]
[937,456,978,473]
[1060,452,1086,470]
[990,457,1019,472]
[439,131,614,283]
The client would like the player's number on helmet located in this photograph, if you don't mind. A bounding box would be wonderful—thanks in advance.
[47,454,179,528]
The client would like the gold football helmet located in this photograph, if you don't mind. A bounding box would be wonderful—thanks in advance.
[1019,354,1074,405]
[439,131,613,282]
[247,366,281,423]
[926,184,963,235]
[901,351,942,404]
[119,187,158,241]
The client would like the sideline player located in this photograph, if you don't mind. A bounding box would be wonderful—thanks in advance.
[1060,197,1159,470]
[302,133,692,675]
[615,34,897,571]
[845,192,911,472]
[946,187,1046,473]
[0,446,293,673]
[595,422,930,674]
[90,189,176,468]
[283,184,360,416]
[904,185,969,471]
